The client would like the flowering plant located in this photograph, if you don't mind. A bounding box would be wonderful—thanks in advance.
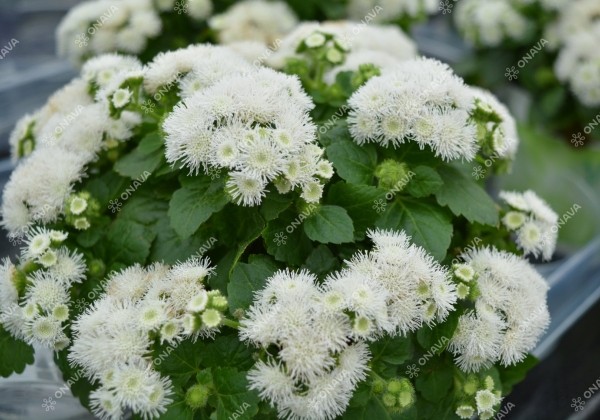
[453,0,600,144]
[2,23,557,420]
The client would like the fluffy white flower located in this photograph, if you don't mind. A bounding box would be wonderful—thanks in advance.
[348,57,480,161]
[347,0,439,23]
[269,21,417,70]
[449,247,550,371]
[210,0,297,45]
[455,0,530,47]
[164,67,330,206]
[499,190,558,260]
[57,0,163,64]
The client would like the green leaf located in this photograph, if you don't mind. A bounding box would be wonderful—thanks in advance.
[415,358,454,403]
[107,219,155,265]
[326,139,378,184]
[0,327,34,377]
[153,340,203,388]
[376,198,452,261]
[114,132,164,179]
[370,335,414,366]
[405,166,444,198]
[168,176,229,239]
[260,193,292,221]
[150,217,216,265]
[212,367,260,420]
[344,382,393,420]
[304,205,355,244]
[416,310,460,352]
[200,334,255,371]
[160,401,195,420]
[435,165,498,226]
[303,245,339,277]
[263,210,314,266]
[228,258,278,314]
[498,354,538,395]
[327,182,386,239]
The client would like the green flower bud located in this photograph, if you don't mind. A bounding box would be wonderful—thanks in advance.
[185,384,211,409]
[374,160,411,192]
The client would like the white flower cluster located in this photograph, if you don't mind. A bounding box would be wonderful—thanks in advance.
[143,44,253,99]
[57,0,162,64]
[209,0,298,46]
[449,247,550,372]
[347,0,439,23]
[553,0,600,106]
[0,228,86,350]
[163,67,333,206]
[469,87,519,159]
[348,58,516,162]
[241,229,456,419]
[268,21,417,74]
[69,257,227,420]
[3,54,143,234]
[499,190,559,261]
[454,0,530,47]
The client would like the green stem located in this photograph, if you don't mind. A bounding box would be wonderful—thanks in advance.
[222,318,240,329]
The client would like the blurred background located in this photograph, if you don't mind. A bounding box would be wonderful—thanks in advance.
[0,1,598,419]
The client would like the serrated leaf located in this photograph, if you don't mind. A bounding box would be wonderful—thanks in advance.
[415,358,454,403]
[376,198,452,261]
[327,182,386,239]
[212,367,260,420]
[228,258,278,314]
[263,209,314,266]
[370,335,414,366]
[304,205,354,244]
[326,139,378,184]
[416,310,460,352]
[153,340,203,389]
[114,132,164,179]
[303,245,339,277]
[435,165,498,226]
[200,335,255,371]
[260,193,292,221]
[0,327,34,377]
[107,219,155,265]
[405,166,444,198]
[150,217,214,264]
[168,176,229,239]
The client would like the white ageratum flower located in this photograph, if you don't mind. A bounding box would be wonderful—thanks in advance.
[143,44,252,98]
[112,88,132,108]
[499,190,559,260]
[70,257,228,420]
[269,21,417,70]
[209,0,297,46]
[455,0,530,47]
[0,259,19,311]
[57,0,162,64]
[348,57,480,161]
[365,229,457,332]
[241,270,372,420]
[347,0,439,23]
[469,87,519,159]
[449,247,550,371]
[163,67,331,206]
[554,21,600,107]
